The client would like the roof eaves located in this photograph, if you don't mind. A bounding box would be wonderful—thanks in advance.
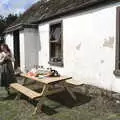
[4,23,38,34]
[32,0,116,24]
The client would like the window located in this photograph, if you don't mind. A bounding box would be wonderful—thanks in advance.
[48,21,63,67]
[114,7,120,76]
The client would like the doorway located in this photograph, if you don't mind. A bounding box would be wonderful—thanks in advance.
[13,30,20,69]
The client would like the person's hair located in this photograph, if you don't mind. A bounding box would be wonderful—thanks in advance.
[1,43,11,55]
[0,44,3,52]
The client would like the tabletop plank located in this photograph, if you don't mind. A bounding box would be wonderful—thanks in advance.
[20,74,72,84]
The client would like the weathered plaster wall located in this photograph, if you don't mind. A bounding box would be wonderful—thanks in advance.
[5,28,40,72]
[38,25,49,68]
[5,2,120,93]
[24,28,40,70]
[63,5,116,91]
[5,33,14,55]
[38,3,120,93]
[38,24,65,74]
[19,30,25,72]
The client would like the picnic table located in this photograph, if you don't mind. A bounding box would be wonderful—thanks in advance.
[10,73,77,114]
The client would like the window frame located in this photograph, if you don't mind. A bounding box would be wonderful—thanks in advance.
[114,7,120,76]
[48,20,64,67]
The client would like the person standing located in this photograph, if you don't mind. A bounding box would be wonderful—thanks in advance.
[0,43,16,94]
[0,46,7,86]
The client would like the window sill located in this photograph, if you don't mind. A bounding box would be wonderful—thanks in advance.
[48,61,63,67]
[113,69,120,76]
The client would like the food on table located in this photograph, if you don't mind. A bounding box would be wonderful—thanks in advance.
[26,66,60,77]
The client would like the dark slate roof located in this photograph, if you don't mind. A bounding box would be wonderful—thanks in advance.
[5,0,117,33]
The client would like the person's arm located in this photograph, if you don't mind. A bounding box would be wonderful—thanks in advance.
[5,52,15,62]
[0,53,6,63]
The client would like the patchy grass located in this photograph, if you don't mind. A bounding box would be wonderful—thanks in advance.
[0,86,120,120]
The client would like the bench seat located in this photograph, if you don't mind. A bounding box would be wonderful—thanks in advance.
[10,83,41,99]
[65,79,84,86]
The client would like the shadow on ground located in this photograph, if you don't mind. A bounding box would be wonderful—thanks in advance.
[1,89,91,116]
[32,90,92,115]
[1,86,120,120]
[47,90,91,108]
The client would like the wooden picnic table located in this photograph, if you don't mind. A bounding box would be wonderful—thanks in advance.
[10,73,76,114]
[21,73,72,84]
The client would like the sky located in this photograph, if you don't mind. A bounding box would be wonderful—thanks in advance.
[0,0,40,17]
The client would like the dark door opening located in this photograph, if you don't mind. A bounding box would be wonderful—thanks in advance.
[13,30,20,69]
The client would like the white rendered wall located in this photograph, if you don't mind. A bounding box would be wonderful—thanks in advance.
[5,3,120,93]
[63,6,116,91]
[38,3,120,93]
[19,30,25,72]
[5,28,40,72]
[5,33,14,55]
[24,28,40,70]
[38,25,49,68]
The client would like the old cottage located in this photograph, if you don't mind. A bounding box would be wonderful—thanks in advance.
[4,0,120,93]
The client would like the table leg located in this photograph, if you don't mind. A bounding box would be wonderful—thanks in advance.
[64,83,77,101]
[15,92,21,100]
[33,107,38,115]
[66,87,77,101]
[23,77,28,85]
[32,84,49,115]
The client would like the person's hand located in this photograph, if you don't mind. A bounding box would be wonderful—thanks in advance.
[4,55,10,60]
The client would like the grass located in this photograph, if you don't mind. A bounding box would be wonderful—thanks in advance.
[0,85,120,120]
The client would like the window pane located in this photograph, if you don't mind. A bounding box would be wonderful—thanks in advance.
[49,21,63,66]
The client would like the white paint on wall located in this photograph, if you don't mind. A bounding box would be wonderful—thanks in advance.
[5,2,120,93]
[19,30,25,72]
[5,33,14,55]
[38,24,65,74]
[63,6,116,91]
[38,24,49,68]
[5,28,40,72]
[24,28,40,70]
[38,3,120,93]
